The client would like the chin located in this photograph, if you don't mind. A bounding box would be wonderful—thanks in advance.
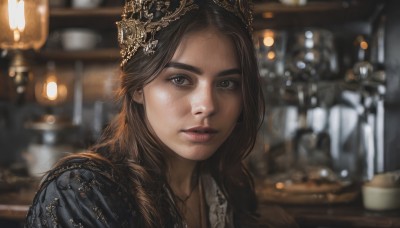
[182,151,216,161]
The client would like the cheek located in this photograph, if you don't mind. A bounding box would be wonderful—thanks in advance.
[144,89,185,121]
[148,89,171,107]
[146,92,168,117]
[227,95,243,119]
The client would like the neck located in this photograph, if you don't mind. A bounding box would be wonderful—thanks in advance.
[167,156,199,198]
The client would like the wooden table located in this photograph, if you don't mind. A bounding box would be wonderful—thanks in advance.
[0,187,36,227]
[1,188,400,227]
[281,203,400,228]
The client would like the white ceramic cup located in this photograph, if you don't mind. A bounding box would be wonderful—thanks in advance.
[362,185,400,211]
[61,29,101,51]
[71,0,102,8]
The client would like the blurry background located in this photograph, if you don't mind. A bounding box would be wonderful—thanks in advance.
[2,0,400,227]
[0,0,399,186]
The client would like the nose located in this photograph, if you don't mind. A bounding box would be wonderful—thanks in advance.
[191,83,217,118]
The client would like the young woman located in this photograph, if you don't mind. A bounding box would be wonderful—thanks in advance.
[25,0,266,227]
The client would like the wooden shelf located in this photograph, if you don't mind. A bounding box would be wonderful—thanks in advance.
[253,0,379,30]
[41,8,123,61]
[49,7,122,29]
[38,48,120,62]
[47,1,379,30]
[50,7,122,17]
[254,1,346,14]
[41,1,381,61]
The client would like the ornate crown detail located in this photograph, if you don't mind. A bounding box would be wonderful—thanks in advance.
[213,0,253,33]
[117,0,253,67]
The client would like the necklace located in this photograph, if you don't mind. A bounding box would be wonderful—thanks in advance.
[181,177,204,228]
[175,167,200,204]
[177,180,198,203]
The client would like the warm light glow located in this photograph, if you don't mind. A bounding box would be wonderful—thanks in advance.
[1,0,49,50]
[262,12,274,19]
[35,62,68,105]
[267,51,276,60]
[8,0,26,42]
[41,76,68,102]
[46,79,58,101]
[360,41,368,50]
[262,30,275,47]
[275,182,285,190]
[355,35,369,51]
[263,36,275,47]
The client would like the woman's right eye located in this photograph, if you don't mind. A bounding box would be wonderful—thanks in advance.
[169,75,191,86]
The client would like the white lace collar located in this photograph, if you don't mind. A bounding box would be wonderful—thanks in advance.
[201,174,234,228]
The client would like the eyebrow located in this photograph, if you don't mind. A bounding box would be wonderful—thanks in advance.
[165,62,241,77]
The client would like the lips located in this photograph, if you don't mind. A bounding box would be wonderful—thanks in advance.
[185,126,217,133]
[182,126,218,143]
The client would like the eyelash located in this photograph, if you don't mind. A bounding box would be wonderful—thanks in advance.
[169,75,191,86]
[168,74,241,90]
[217,79,240,90]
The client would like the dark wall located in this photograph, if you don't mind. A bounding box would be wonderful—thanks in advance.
[384,0,400,171]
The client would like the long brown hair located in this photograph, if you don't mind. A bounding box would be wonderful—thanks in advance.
[91,1,265,227]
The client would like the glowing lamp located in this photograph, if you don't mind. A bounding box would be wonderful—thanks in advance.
[0,0,49,95]
[35,62,67,106]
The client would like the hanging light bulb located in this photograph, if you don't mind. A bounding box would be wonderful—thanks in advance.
[8,0,26,42]
[0,0,49,96]
[35,61,68,106]
[45,76,58,101]
[1,0,48,50]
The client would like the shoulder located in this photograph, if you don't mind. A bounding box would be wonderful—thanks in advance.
[25,155,136,228]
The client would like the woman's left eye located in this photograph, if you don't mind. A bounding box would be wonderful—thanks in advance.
[217,80,239,89]
[169,75,191,86]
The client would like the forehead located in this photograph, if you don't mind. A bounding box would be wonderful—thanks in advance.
[171,27,239,70]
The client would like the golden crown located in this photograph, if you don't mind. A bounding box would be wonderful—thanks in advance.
[116,0,253,67]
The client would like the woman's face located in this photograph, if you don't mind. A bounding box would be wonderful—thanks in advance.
[134,27,242,161]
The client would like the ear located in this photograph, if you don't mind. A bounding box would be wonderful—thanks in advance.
[132,89,144,104]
